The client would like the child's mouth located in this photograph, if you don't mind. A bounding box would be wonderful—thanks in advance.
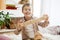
[26,12,31,14]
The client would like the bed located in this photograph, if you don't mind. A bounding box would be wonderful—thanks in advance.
[38,25,60,40]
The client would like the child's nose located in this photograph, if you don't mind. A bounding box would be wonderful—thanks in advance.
[27,10,29,12]
[27,10,30,12]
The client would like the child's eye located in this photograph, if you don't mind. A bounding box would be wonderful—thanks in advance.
[25,9,27,11]
[29,9,31,11]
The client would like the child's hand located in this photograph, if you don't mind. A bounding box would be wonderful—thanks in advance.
[14,19,24,35]
[17,23,24,31]
[43,14,49,21]
[17,19,24,30]
[14,23,24,35]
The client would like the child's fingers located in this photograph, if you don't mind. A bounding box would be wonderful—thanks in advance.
[43,14,49,20]
[14,23,24,35]
[16,23,24,31]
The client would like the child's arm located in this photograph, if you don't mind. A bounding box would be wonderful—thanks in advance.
[38,20,49,27]
[14,19,24,35]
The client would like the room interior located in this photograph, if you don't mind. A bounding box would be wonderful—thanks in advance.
[0,0,60,40]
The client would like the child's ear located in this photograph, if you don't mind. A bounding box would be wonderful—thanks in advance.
[22,11,23,13]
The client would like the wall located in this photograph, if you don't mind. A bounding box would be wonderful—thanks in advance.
[50,0,60,26]
[33,0,42,18]
[42,0,60,26]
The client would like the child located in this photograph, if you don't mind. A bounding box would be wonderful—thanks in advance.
[15,4,49,40]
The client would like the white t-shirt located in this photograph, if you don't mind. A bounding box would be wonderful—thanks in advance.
[25,24,35,38]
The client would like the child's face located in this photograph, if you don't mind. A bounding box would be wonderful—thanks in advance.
[22,6,32,17]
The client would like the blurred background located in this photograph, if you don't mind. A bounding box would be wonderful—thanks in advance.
[0,0,60,27]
